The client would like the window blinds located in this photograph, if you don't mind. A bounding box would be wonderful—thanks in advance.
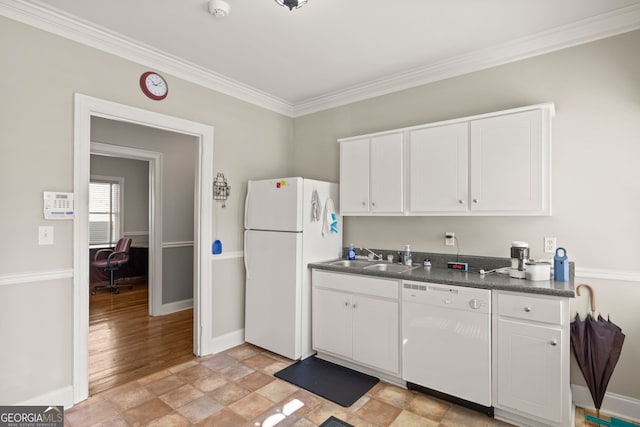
[89,181,121,245]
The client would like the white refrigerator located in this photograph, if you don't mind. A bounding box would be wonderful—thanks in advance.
[244,177,342,360]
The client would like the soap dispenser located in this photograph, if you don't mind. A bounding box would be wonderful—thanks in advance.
[403,245,412,266]
[347,244,356,261]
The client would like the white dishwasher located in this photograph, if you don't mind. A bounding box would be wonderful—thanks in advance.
[402,281,492,414]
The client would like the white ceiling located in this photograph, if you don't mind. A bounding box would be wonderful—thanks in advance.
[7,0,640,115]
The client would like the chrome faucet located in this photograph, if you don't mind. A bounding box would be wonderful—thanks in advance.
[362,247,383,261]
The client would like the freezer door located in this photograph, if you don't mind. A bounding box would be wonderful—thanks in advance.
[245,178,303,232]
[244,230,302,359]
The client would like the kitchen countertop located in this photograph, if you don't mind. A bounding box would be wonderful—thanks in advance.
[309,259,575,298]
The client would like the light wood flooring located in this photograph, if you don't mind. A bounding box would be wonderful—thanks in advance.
[89,281,195,396]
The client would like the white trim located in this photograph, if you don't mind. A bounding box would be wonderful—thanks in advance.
[123,231,149,236]
[208,329,245,354]
[315,352,405,388]
[159,298,193,316]
[211,251,244,261]
[293,4,640,116]
[575,268,640,283]
[0,269,73,287]
[2,0,639,117]
[91,142,164,317]
[74,94,214,405]
[16,385,74,409]
[0,0,293,116]
[572,384,640,423]
[162,241,194,249]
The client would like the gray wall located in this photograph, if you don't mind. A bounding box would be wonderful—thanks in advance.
[291,30,640,400]
[92,118,197,304]
[3,8,639,408]
[0,15,291,404]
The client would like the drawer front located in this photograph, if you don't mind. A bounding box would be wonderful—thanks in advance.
[312,270,399,299]
[497,292,562,325]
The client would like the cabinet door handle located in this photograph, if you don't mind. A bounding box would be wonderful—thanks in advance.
[458,199,465,204]
[473,198,479,203]
[550,340,558,346]
[362,202,366,206]
[371,202,375,207]
[344,301,349,307]
[524,306,532,312]
[352,303,357,309]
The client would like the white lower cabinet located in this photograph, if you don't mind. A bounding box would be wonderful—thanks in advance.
[492,291,572,427]
[311,268,573,426]
[312,270,400,375]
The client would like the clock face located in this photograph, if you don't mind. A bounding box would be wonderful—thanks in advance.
[140,72,168,100]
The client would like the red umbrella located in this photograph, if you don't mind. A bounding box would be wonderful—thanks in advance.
[571,284,625,417]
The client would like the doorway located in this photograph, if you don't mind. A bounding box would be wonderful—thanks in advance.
[90,142,163,316]
[73,94,214,404]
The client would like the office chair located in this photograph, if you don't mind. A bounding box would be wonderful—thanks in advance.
[91,237,133,295]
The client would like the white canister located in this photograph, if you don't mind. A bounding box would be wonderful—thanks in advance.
[525,261,551,281]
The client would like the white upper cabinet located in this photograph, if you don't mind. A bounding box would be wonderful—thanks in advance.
[339,103,553,216]
[408,123,469,213]
[370,133,403,213]
[339,133,403,215]
[469,109,547,214]
[339,139,370,214]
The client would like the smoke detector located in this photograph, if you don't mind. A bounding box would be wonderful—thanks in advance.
[208,0,230,18]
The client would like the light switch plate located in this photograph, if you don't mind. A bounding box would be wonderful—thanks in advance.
[39,226,54,245]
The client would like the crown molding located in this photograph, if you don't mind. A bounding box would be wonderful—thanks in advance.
[292,3,640,117]
[0,0,295,116]
[2,0,640,118]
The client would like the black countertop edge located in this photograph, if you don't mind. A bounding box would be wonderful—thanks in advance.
[309,260,575,298]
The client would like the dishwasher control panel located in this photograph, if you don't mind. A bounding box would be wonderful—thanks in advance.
[403,281,490,314]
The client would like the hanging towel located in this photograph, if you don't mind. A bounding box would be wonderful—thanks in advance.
[311,189,321,222]
[322,198,339,236]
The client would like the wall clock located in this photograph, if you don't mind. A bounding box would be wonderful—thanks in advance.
[139,71,168,100]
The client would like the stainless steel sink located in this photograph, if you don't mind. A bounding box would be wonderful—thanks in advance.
[330,260,370,268]
[363,263,416,273]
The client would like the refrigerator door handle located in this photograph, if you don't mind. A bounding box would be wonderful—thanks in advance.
[244,184,250,229]
[243,230,249,276]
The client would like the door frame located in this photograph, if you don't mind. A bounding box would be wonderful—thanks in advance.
[73,94,213,403]
[90,143,164,316]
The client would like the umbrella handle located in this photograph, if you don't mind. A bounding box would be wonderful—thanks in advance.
[577,283,596,315]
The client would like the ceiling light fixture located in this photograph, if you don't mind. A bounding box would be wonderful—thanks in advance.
[275,0,308,11]
[208,0,230,18]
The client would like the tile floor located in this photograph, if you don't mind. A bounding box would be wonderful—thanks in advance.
[67,343,598,427]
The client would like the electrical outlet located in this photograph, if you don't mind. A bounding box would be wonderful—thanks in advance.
[445,232,455,246]
[544,237,557,254]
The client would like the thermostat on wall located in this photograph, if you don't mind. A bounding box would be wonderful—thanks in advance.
[43,191,75,220]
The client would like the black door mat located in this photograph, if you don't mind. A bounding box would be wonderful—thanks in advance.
[319,416,354,427]
[274,356,379,407]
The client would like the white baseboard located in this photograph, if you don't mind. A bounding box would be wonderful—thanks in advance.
[16,385,74,409]
[315,352,405,388]
[572,384,640,422]
[204,329,244,355]
[158,298,193,315]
